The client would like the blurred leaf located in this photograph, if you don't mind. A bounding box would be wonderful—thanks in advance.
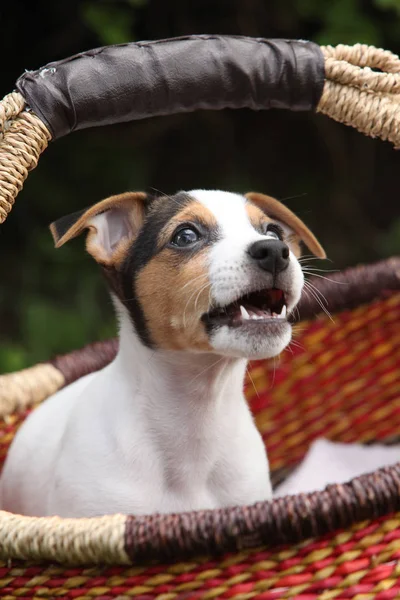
[0,345,28,374]
[82,2,135,45]
[315,0,381,46]
[127,0,147,6]
[294,0,326,18]
[20,295,116,365]
[374,0,400,14]
[379,218,400,255]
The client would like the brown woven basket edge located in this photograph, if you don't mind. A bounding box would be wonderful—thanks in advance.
[122,461,400,563]
[1,461,400,565]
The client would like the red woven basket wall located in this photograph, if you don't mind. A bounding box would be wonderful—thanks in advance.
[0,258,399,599]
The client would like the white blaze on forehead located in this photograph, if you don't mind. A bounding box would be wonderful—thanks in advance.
[188,189,267,309]
[189,189,256,237]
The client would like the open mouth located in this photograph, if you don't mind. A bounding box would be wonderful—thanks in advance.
[204,288,287,328]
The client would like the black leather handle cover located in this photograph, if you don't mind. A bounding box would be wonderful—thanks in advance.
[16,35,325,140]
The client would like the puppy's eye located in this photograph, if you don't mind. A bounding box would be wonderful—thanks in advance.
[264,223,284,241]
[171,227,200,247]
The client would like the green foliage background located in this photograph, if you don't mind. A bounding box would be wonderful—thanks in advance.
[1,0,399,372]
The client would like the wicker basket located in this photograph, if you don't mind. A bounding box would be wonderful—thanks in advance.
[0,258,399,598]
[1,36,400,599]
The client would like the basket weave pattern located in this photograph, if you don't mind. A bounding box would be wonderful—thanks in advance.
[2,517,400,600]
[0,260,399,598]
[1,34,400,600]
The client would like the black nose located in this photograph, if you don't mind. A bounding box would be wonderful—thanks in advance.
[248,239,290,275]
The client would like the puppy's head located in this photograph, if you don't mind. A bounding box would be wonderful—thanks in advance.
[51,190,325,359]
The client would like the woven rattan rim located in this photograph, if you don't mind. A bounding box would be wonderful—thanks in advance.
[318,44,400,146]
[0,43,400,224]
[0,258,398,565]
[1,462,400,565]
[0,92,51,224]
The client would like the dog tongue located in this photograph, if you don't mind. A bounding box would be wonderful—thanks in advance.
[268,289,284,304]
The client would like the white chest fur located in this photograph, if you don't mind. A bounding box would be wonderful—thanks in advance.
[0,308,271,517]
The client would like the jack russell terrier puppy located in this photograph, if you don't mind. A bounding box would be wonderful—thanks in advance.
[0,190,325,517]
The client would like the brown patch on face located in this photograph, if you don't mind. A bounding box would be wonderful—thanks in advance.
[178,203,218,228]
[245,202,268,231]
[136,246,213,351]
[133,199,221,351]
[285,235,302,258]
[245,192,326,258]
[245,201,302,257]
[155,201,219,250]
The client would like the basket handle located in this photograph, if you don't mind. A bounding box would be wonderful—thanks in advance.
[16,36,325,140]
[1,36,400,224]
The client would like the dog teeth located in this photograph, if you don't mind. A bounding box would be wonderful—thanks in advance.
[272,305,287,318]
[240,305,250,320]
[240,304,287,321]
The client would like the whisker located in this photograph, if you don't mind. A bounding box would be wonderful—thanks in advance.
[270,356,277,389]
[303,284,334,323]
[299,255,334,264]
[247,367,260,399]
[303,283,329,311]
[298,255,323,261]
[303,271,348,285]
[183,286,204,328]
[194,282,211,312]
[188,357,225,386]
[292,325,307,334]
[148,187,184,208]
[183,282,210,328]
[292,305,301,322]
[285,344,295,356]
[304,280,330,306]
[288,339,305,350]
[280,192,308,202]
[301,267,340,273]
[181,273,208,291]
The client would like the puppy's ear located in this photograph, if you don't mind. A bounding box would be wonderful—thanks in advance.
[245,192,326,259]
[50,192,148,266]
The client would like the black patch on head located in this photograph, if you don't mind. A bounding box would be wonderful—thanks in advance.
[51,207,87,243]
[130,193,194,271]
[118,192,195,347]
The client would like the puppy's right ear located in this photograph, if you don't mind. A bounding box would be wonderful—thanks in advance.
[50,192,148,267]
